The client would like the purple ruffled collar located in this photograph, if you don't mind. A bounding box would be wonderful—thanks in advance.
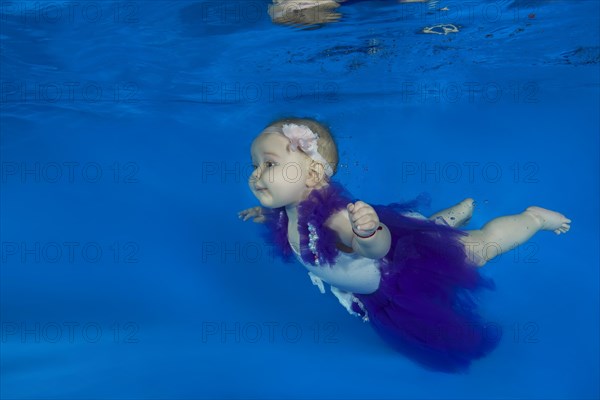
[261,181,354,268]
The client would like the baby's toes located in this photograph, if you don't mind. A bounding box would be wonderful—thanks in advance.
[555,224,570,234]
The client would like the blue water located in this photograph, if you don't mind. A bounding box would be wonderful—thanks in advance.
[1,0,598,398]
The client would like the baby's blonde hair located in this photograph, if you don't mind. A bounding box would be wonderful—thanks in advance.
[262,117,339,179]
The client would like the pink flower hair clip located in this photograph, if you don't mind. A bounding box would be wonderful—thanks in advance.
[281,123,334,177]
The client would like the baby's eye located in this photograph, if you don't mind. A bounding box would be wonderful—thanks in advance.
[252,161,276,170]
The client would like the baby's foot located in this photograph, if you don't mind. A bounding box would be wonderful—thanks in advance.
[432,197,475,227]
[453,198,475,226]
[525,206,571,235]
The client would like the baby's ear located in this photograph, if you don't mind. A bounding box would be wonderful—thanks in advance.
[307,161,327,185]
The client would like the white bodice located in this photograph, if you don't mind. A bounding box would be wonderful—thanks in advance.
[290,244,381,295]
[290,243,374,321]
[288,211,429,321]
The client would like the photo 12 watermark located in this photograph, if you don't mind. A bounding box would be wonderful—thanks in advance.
[200,160,541,186]
[0,81,139,104]
[200,321,340,344]
[199,320,541,346]
[202,160,332,184]
[1,321,140,344]
[399,81,540,104]
[201,241,279,265]
[0,2,140,24]
[382,320,541,346]
[200,239,542,266]
[1,241,140,265]
[198,81,339,104]
[1,162,139,184]
[400,161,540,184]
[461,240,542,266]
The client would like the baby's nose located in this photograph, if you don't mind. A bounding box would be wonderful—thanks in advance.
[254,166,266,177]
[249,170,261,182]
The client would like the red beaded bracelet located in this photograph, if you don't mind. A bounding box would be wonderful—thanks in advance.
[353,225,383,239]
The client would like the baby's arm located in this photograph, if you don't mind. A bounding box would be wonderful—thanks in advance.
[326,202,392,259]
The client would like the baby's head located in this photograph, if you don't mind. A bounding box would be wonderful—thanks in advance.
[250,117,339,208]
[262,117,338,175]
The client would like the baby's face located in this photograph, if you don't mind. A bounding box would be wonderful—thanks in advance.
[249,131,312,209]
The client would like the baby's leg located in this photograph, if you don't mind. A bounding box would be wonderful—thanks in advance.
[460,206,571,267]
[429,198,475,228]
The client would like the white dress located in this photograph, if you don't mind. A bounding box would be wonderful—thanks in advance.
[289,240,379,322]
[289,211,430,322]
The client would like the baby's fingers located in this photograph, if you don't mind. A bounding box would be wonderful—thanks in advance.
[238,209,253,221]
[355,219,377,231]
[238,207,262,221]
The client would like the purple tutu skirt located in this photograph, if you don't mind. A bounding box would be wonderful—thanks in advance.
[351,202,502,373]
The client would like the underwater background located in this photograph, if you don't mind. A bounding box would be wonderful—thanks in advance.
[1,0,598,398]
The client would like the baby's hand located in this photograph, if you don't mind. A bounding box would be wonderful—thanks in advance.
[347,201,380,237]
[238,206,267,223]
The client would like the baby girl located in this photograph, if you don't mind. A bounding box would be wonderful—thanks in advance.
[238,117,571,372]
